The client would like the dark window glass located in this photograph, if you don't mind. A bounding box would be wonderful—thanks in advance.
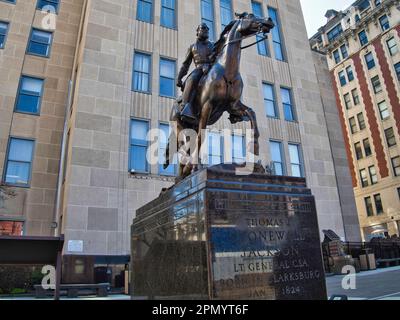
[374,194,383,215]
[365,197,374,217]
[357,113,366,130]
[360,169,369,187]
[327,23,343,43]
[281,87,295,121]
[355,142,363,160]
[363,138,372,157]
[132,52,151,93]
[0,21,9,49]
[161,0,176,29]
[159,58,175,97]
[391,156,400,177]
[371,75,382,94]
[201,0,215,41]
[137,0,153,23]
[37,0,60,12]
[15,76,44,114]
[385,127,396,147]
[252,1,269,56]
[5,138,34,186]
[268,7,284,61]
[369,166,378,185]
[27,28,52,57]
[349,117,358,134]
[263,83,277,118]
[365,52,375,69]
[379,14,390,31]
[129,119,149,173]
[359,30,368,46]
[339,70,347,86]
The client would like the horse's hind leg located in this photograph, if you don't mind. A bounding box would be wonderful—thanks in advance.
[233,100,260,156]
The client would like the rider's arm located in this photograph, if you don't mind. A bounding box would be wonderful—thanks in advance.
[177,46,193,84]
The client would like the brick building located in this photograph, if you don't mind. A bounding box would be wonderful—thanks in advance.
[310,0,400,240]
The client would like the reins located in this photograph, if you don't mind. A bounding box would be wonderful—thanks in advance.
[219,30,269,51]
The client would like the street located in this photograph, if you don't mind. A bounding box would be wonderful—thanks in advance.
[326,266,400,300]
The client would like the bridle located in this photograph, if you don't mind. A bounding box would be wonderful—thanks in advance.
[220,20,270,51]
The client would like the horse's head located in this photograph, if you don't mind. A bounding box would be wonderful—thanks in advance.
[235,12,275,37]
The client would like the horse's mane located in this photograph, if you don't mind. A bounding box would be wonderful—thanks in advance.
[210,20,238,62]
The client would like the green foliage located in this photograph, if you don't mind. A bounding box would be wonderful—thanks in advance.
[0,266,44,295]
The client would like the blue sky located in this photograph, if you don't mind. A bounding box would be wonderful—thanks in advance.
[300,0,355,37]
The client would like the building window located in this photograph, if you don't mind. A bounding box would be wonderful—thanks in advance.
[0,221,24,236]
[281,87,295,121]
[137,0,153,23]
[232,135,245,164]
[357,112,366,130]
[349,117,358,134]
[132,52,151,93]
[391,156,400,176]
[4,138,34,186]
[365,52,375,69]
[374,194,384,215]
[346,66,354,81]
[288,144,303,177]
[159,58,175,97]
[352,89,360,105]
[340,44,348,59]
[27,28,52,57]
[201,0,215,41]
[358,30,368,46]
[0,21,9,49]
[387,37,398,56]
[220,0,232,29]
[378,100,390,120]
[363,138,372,157]
[159,123,175,176]
[385,127,396,147]
[395,62,400,81]
[371,75,382,94]
[208,131,222,165]
[327,23,343,43]
[339,70,347,86]
[360,169,369,188]
[252,1,269,56]
[365,197,374,217]
[129,119,149,173]
[37,0,60,12]
[263,83,277,118]
[333,49,340,64]
[161,0,176,29]
[379,14,390,31]
[344,93,352,110]
[15,76,44,114]
[369,166,378,185]
[268,7,285,61]
[269,140,284,176]
[355,142,363,160]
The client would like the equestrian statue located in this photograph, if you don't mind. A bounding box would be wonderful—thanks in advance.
[164,12,274,179]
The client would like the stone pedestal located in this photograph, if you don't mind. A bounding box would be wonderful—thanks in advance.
[131,165,327,300]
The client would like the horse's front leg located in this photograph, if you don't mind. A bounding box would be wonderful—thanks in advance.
[234,100,260,156]
[192,101,212,173]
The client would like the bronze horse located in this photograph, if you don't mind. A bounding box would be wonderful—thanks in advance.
[165,13,274,178]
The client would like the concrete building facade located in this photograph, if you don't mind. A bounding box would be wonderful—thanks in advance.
[0,0,84,236]
[1,0,361,281]
[310,0,400,240]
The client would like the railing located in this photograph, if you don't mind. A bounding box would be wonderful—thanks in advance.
[322,239,400,272]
